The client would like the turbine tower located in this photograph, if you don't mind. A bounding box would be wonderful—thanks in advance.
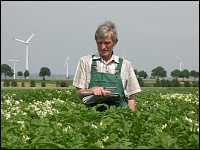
[64,54,70,78]
[8,59,20,79]
[13,32,36,71]
[176,55,184,71]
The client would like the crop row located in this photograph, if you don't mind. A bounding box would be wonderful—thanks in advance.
[1,88,199,148]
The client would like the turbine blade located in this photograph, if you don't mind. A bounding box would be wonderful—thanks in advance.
[66,54,70,61]
[13,38,25,43]
[176,55,182,62]
[26,32,36,43]
[64,60,67,67]
[64,54,70,66]
[8,60,20,62]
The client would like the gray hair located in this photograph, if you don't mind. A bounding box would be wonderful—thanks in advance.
[95,21,118,42]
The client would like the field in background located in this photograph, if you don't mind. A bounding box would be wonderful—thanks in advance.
[1,78,73,88]
[1,77,199,89]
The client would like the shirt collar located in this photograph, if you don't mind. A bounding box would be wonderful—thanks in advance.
[92,52,120,63]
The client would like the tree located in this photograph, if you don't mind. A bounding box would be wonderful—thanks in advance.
[1,64,14,79]
[151,66,166,79]
[181,69,190,81]
[184,81,191,87]
[190,70,198,80]
[166,80,172,87]
[17,71,23,78]
[154,79,161,87]
[138,70,148,79]
[171,78,181,87]
[171,69,181,79]
[134,69,138,77]
[39,67,51,80]
[161,79,167,87]
[137,77,144,87]
[24,70,30,79]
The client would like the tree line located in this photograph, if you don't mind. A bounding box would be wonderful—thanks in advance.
[134,66,199,81]
[1,64,199,80]
[1,64,51,80]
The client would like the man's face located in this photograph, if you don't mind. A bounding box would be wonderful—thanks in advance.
[96,32,117,59]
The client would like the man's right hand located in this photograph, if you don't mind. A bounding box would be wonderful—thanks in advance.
[90,86,111,96]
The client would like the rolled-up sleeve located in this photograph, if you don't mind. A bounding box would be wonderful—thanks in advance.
[73,56,91,89]
[121,60,142,96]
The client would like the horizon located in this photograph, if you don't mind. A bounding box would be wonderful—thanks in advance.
[1,71,199,80]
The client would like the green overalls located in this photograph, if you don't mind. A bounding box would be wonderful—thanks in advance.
[87,55,128,111]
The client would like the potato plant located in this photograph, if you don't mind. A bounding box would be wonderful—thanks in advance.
[1,88,199,148]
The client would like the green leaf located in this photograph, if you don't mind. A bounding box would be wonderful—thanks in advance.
[31,136,41,144]
[167,138,177,147]
[37,141,66,148]
[2,125,18,134]
[137,145,151,149]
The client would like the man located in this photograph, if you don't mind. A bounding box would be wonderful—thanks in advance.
[73,20,141,111]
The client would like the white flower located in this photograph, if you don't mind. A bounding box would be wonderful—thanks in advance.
[5,100,11,104]
[91,123,98,129]
[100,121,103,126]
[15,101,20,105]
[22,135,30,143]
[161,123,167,129]
[1,109,4,115]
[185,117,193,123]
[63,125,71,133]
[42,111,47,117]
[102,136,109,142]
[34,107,40,111]
[189,111,195,114]
[57,123,62,127]
[17,121,25,124]
[22,112,27,116]
[12,113,17,116]
[5,113,11,119]
[18,121,25,130]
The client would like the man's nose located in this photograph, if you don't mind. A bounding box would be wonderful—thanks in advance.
[100,43,106,49]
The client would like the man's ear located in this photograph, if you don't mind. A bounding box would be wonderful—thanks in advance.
[114,38,118,46]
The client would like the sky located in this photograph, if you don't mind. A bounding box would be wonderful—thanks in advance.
[1,1,199,78]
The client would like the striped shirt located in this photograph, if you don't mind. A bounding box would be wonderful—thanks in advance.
[73,52,142,97]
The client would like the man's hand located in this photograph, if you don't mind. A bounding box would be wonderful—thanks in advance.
[90,86,111,96]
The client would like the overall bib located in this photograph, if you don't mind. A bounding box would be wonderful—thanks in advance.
[87,55,128,111]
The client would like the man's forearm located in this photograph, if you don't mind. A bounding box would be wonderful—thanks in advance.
[127,95,136,112]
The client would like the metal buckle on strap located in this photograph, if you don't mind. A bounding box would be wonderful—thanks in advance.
[115,69,120,74]
[92,66,97,70]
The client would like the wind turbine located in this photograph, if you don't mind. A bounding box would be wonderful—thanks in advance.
[176,55,184,71]
[13,32,36,72]
[64,54,70,78]
[8,59,20,79]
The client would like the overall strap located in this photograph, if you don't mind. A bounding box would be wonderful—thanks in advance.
[115,57,123,74]
[91,55,97,72]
